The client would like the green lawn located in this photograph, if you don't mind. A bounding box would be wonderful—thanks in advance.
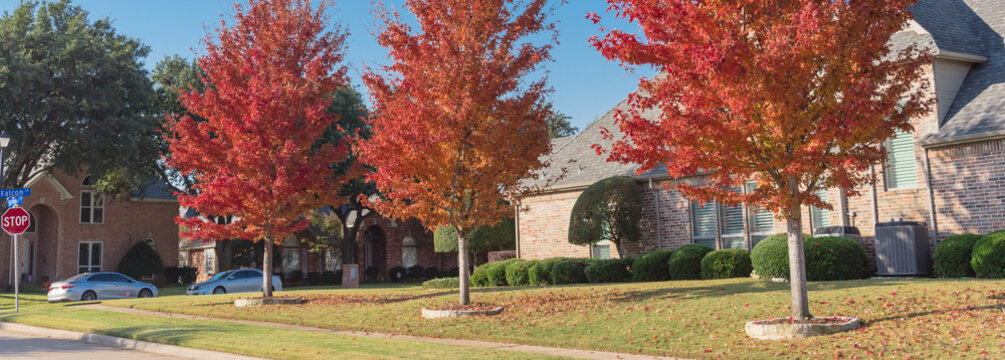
[106,278,1005,359]
[0,303,563,360]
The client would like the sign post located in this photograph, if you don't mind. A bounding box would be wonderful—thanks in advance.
[3,206,32,313]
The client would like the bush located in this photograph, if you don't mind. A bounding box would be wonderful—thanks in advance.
[321,270,342,285]
[528,257,570,285]
[389,267,408,282]
[701,249,753,279]
[177,266,197,284]
[305,271,322,284]
[551,259,589,284]
[442,267,459,278]
[424,266,439,279]
[117,241,164,280]
[584,259,632,283]
[287,270,304,283]
[365,266,380,280]
[632,249,674,282]
[422,277,463,289]
[668,244,713,280]
[486,258,522,286]
[470,264,490,287]
[804,236,871,281]
[505,260,536,286]
[972,231,1005,278]
[933,234,982,277]
[163,267,181,284]
[407,265,425,279]
[751,233,812,279]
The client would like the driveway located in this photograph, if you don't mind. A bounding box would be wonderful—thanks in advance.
[0,328,185,359]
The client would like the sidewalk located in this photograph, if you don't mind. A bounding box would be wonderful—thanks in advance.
[77,304,684,360]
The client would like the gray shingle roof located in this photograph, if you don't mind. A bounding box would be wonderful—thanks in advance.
[924,0,1005,144]
[901,0,987,56]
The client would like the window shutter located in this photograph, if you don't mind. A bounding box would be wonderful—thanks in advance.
[692,201,716,237]
[811,189,830,230]
[886,130,917,189]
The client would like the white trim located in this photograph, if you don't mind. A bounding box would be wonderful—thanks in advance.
[25,172,74,200]
[921,130,1005,148]
[935,50,989,64]
[79,191,105,224]
[77,241,103,274]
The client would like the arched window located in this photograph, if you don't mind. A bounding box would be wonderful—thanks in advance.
[81,175,94,187]
[401,236,417,268]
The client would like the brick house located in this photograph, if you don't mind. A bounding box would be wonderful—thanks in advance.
[0,170,179,289]
[515,0,1005,262]
[179,210,457,282]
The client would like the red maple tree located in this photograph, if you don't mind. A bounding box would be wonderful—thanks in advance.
[165,0,357,297]
[590,0,932,320]
[357,0,556,305]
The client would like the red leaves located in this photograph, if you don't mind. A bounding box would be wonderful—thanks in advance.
[165,0,357,243]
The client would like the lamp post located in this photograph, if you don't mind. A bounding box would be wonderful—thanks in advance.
[0,132,11,309]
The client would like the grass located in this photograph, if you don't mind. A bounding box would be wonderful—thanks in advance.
[106,278,1005,359]
[0,303,563,360]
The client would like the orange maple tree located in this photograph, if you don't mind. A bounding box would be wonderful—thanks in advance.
[165,0,357,297]
[358,0,557,305]
[590,0,932,320]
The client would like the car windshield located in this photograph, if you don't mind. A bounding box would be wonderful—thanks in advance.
[208,271,232,282]
[64,273,89,283]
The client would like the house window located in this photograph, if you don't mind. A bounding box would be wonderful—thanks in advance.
[719,187,745,249]
[78,242,102,273]
[81,175,94,186]
[80,191,104,223]
[324,246,342,272]
[178,251,189,267]
[401,236,418,268]
[591,240,611,259]
[282,238,300,276]
[885,129,918,189]
[204,248,216,274]
[691,201,717,249]
[810,189,831,231]
[745,182,775,247]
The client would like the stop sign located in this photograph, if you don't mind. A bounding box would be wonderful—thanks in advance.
[2,207,31,235]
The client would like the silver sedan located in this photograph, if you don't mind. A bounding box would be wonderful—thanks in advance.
[186,269,283,295]
[47,272,159,302]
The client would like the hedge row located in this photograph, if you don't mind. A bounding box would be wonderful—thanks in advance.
[933,230,1005,279]
[751,233,871,281]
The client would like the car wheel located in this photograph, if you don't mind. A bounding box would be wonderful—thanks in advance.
[81,290,97,301]
[138,288,153,298]
[213,286,226,295]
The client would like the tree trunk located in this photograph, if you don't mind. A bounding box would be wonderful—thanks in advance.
[457,230,470,305]
[263,236,274,298]
[786,203,812,321]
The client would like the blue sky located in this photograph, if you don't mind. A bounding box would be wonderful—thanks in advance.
[0,0,655,132]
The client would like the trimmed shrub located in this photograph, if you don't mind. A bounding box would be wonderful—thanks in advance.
[163,267,181,284]
[442,267,459,278]
[701,249,753,279]
[407,265,425,279]
[287,270,304,283]
[804,236,871,281]
[668,244,713,280]
[422,277,462,289]
[117,241,164,280]
[933,234,982,277]
[305,271,322,284]
[177,266,197,284]
[321,270,342,285]
[551,259,589,284]
[470,264,490,287]
[424,266,439,279]
[389,267,407,282]
[972,231,1005,278]
[528,257,570,285]
[584,259,632,283]
[632,249,674,282]
[485,258,522,286]
[751,233,812,279]
[505,260,536,286]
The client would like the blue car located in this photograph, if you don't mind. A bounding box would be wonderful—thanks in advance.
[186,269,283,295]
[47,272,158,302]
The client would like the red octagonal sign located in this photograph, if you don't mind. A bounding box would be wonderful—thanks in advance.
[2,207,31,235]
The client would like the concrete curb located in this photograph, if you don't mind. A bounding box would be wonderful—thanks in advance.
[0,321,265,360]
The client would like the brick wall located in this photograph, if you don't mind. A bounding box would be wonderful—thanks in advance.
[517,189,590,259]
[929,139,1005,235]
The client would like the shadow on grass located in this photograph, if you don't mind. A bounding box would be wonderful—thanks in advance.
[865,304,1005,326]
[607,278,909,303]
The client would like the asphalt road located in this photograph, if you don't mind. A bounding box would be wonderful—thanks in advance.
[0,329,185,359]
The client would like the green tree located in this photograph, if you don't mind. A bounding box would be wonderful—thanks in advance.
[547,109,578,138]
[434,218,516,265]
[0,0,158,188]
[567,176,641,256]
[117,241,164,280]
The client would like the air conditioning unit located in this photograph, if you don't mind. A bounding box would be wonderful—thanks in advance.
[874,221,931,276]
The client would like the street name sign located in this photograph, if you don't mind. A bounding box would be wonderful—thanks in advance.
[6,196,22,207]
[0,188,30,198]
